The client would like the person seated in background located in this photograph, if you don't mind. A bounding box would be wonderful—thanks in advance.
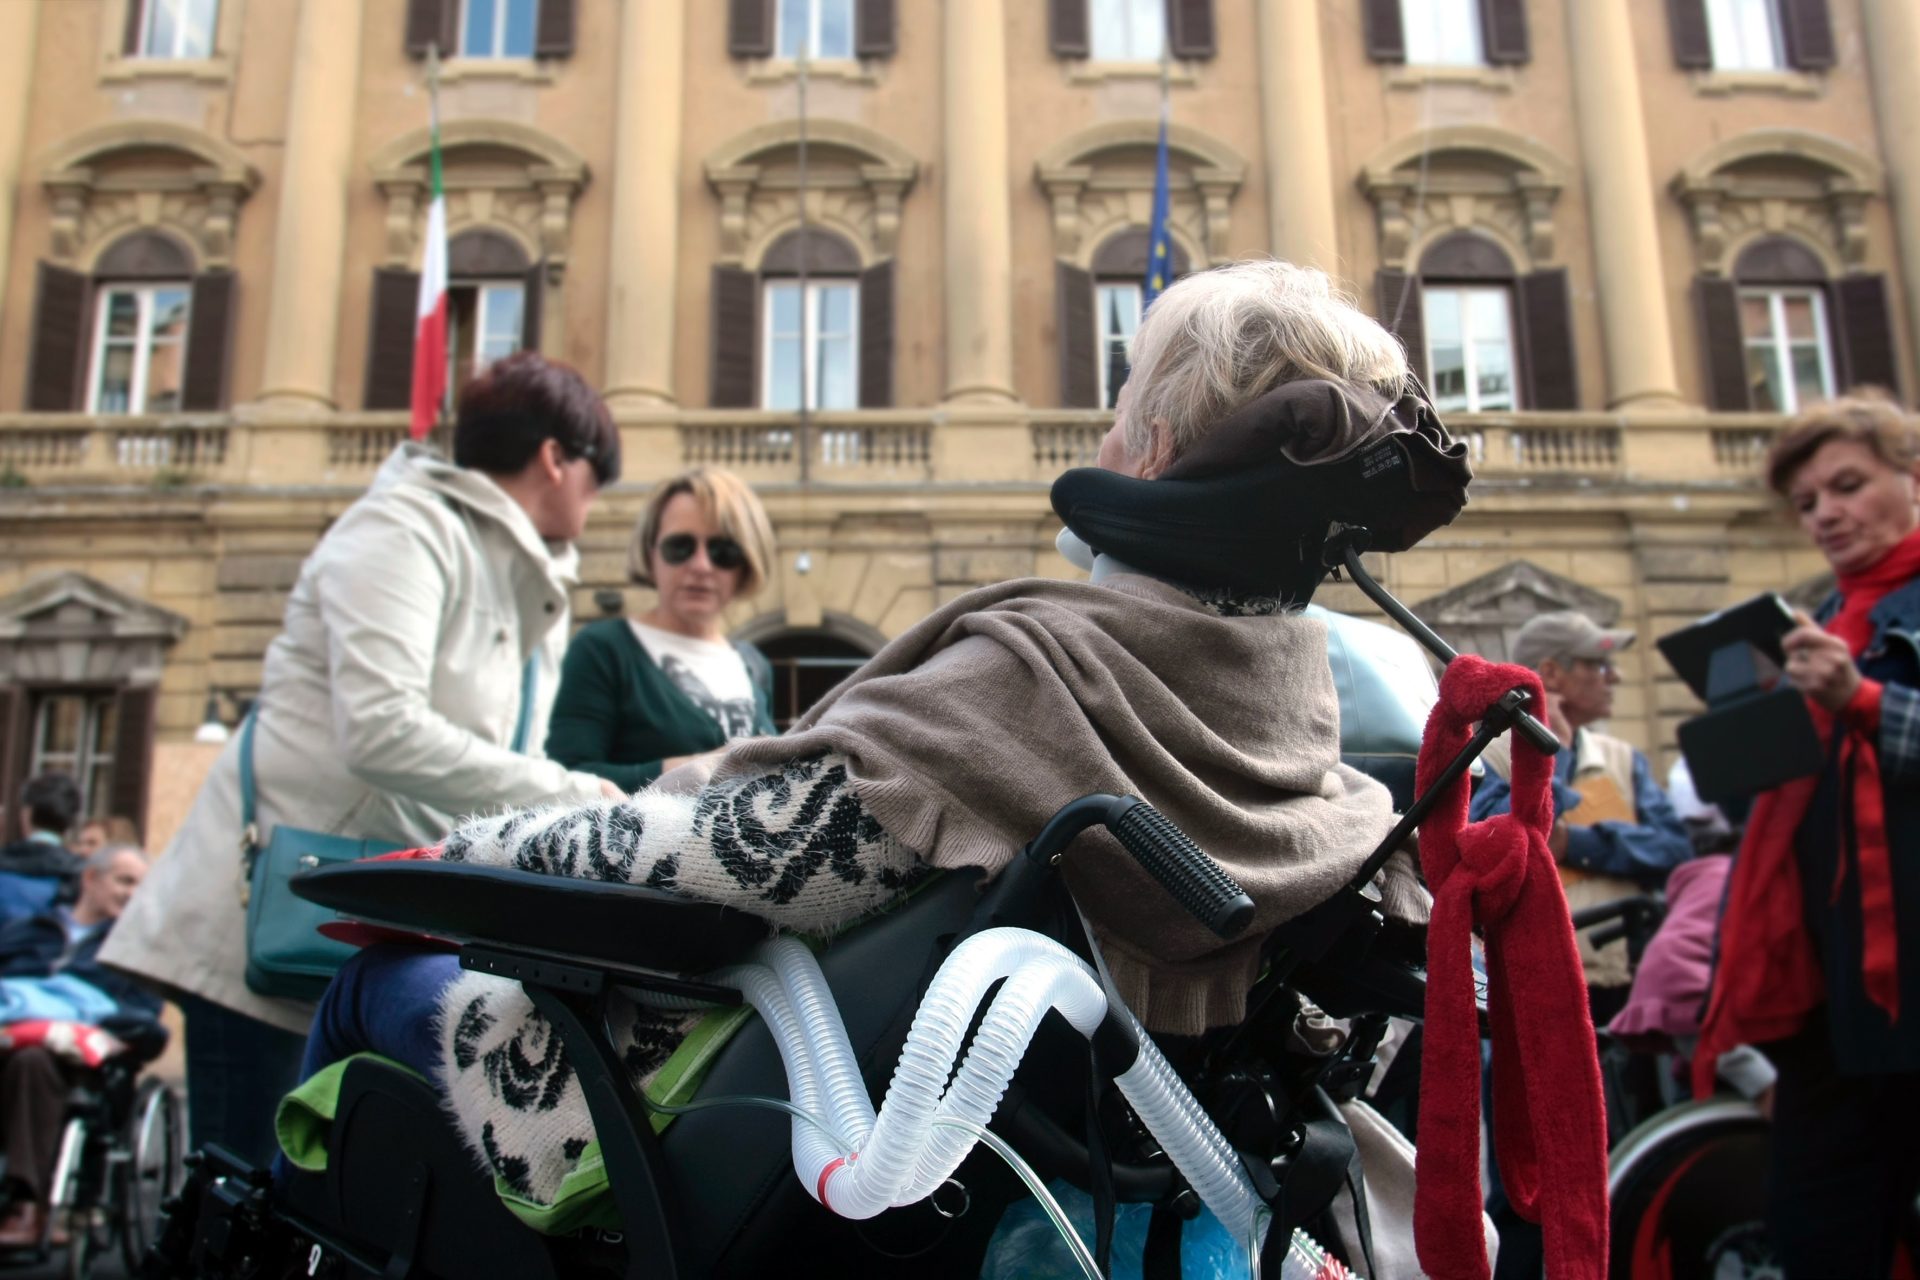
[0,846,157,1248]
[70,815,139,859]
[0,775,84,927]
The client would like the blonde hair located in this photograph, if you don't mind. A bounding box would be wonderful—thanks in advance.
[1121,259,1411,460]
[1765,391,1919,497]
[627,468,776,597]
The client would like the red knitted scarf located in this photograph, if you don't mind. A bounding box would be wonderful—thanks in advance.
[1415,656,1609,1280]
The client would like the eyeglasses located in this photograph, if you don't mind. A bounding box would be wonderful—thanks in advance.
[657,533,746,571]
[1572,657,1618,676]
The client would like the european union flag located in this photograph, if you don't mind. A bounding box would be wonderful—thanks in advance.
[1143,112,1173,312]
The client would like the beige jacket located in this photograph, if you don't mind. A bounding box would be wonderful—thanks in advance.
[102,445,608,1032]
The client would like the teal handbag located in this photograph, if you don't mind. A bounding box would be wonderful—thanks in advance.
[240,658,537,1000]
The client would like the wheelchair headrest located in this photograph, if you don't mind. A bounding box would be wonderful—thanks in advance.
[1050,379,1472,602]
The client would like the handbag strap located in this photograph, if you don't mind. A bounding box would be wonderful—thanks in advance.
[511,654,538,755]
[239,706,261,851]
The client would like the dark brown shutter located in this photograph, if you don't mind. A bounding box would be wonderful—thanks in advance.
[521,260,545,355]
[1375,270,1428,386]
[1050,0,1090,57]
[363,268,420,410]
[710,266,759,408]
[855,0,896,57]
[728,0,775,57]
[1694,275,1751,411]
[181,271,235,412]
[1667,0,1713,68]
[405,0,454,57]
[1166,0,1215,59]
[858,259,894,408]
[122,0,146,55]
[1834,274,1900,398]
[1057,262,1097,408]
[27,263,87,412]
[534,0,575,57]
[0,688,26,826]
[1780,0,1835,69]
[1518,269,1578,410]
[1363,0,1406,62]
[108,685,156,839]
[1480,0,1530,64]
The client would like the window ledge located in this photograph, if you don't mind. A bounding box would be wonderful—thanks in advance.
[1689,68,1823,97]
[1385,63,1515,92]
[744,58,880,86]
[98,55,231,86]
[439,58,556,85]
[1063,60,1198,86]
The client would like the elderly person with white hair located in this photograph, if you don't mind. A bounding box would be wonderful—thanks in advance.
[286,259,1472,1215]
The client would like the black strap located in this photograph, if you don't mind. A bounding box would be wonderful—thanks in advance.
[1142,1204,1183,1280]
[1085,1050,1115,1277]
[1344,1142,1377,1280]
[1278,1107,1357,1236]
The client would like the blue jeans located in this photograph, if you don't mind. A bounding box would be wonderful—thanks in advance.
[179,994,307,1168]
[297,945,463,1087]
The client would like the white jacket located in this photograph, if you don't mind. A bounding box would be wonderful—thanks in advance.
[102,445,608,1032]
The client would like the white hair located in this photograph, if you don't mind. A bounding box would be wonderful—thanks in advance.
[1120,259,1412,460]
[84,843,146,875]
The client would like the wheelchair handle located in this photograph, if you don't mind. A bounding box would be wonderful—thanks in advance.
[1108,799,1257,940]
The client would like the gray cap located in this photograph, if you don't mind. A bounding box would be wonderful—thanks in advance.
[1509,611,1635,670]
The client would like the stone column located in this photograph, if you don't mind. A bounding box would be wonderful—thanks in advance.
[253,0,367,411]
[942,0,1017,403]
[604,0,685,408]
[1563,0,1682,410]
[1254,0,1338,274]
[1862,0,1920,392]
[0,2,39,323]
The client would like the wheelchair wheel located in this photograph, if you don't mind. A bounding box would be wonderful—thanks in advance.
[116,1077,183,1275]
[1607,1098,1777,1280]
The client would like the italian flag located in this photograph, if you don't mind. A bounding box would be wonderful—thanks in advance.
[409,108,448,440]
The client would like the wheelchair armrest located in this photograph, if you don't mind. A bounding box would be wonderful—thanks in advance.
[292,862,770,975]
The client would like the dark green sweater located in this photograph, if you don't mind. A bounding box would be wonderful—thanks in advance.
[545,618,776,792]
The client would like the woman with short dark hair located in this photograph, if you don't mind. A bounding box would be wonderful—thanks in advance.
[102,352,623,1169]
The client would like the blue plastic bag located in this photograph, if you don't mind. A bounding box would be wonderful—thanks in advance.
[979,1178,1251,1280]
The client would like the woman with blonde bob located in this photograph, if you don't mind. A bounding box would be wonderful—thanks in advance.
[546,468,778,793]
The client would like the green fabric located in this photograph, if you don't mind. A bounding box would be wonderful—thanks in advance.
[545,619,777,793]
[275,1052,427,1173]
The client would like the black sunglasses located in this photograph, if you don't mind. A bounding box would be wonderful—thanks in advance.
[657,533,746,571]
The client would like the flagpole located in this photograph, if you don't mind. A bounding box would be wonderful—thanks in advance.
[429,43,450,440]
[795,33,811,485]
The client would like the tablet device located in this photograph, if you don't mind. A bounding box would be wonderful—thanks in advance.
[1656,592,1797,702]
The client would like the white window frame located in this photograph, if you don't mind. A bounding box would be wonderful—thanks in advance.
[28,692,116,820]
[447,279,527,393]
[1739,286,1836,415]
[1095,281,1144,410]
[459,0,539,59]
[1089,0,1166,62]
[86,283,193,417]
[136,0,219,60]
[1401,0,1486,66]
[776,0,855,61]
[760,279,861,412]
[1423,284,1519,414]
[1704,0,1784,70]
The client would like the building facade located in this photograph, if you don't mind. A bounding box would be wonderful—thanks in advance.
[0,0,1914,844]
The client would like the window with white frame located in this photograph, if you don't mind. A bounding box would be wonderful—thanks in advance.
[1090,0,1165,62]
[447,281,526,400]
[763,280,859,411]
[1424,286,1518,414]
[460,0,539,59]
[134,0,219,59]
[776,0,854,60]
[1704,0,1783,70]
[28,692,117,820]
[1740,287,1834,414]
[1401,0,1485,66]
[87,284,191,415]
[1096,282,1142,410]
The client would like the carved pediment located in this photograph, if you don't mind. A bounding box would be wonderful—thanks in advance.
[1411,561,1623,663]
[0,572,187,686]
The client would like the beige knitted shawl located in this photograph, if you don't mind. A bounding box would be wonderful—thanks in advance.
[719,574,1398,1035]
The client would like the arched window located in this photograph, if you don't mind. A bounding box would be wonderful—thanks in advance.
[1088,229,1190,409]
[447,229,536,399]
[754,628,875,730]
[759,228,863,412]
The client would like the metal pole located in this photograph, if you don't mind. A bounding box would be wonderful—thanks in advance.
[795,33,811,484]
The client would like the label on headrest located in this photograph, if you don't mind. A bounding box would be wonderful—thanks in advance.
[1358,441,1404,480]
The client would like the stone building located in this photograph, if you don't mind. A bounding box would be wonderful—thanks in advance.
[0,0,1915,846]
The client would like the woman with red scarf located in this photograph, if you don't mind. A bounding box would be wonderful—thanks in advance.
[1698,394,1920,1277]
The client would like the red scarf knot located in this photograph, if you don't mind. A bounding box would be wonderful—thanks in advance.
[1412,655,1610,1280]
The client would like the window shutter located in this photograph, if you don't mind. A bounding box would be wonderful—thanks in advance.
[1693,275,1751,411]
[522,260,545,355]
[109,685,157,839]
[181,271,235,412]
[1362,0,1406,62]
[855,0,896,57]
[26,262,87,412]
[0,688,25,828]
[405,0,454,57]
[1667,0,1713,68]
[364,268,421,410]
[858,259,894,408]
[1779,0,1835,69]
[1056,262,1098,408]
[1518,269,1578,410]
[122,0,146,55]
[1834,274,1900,398]
[1166,0,1216,59]
[1050,0,1090,58]
[1480,0,1530,64]
[1375,270,1427,387]
[535,0,575,58]
[710,266,759,408]
[728,0,775,58]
